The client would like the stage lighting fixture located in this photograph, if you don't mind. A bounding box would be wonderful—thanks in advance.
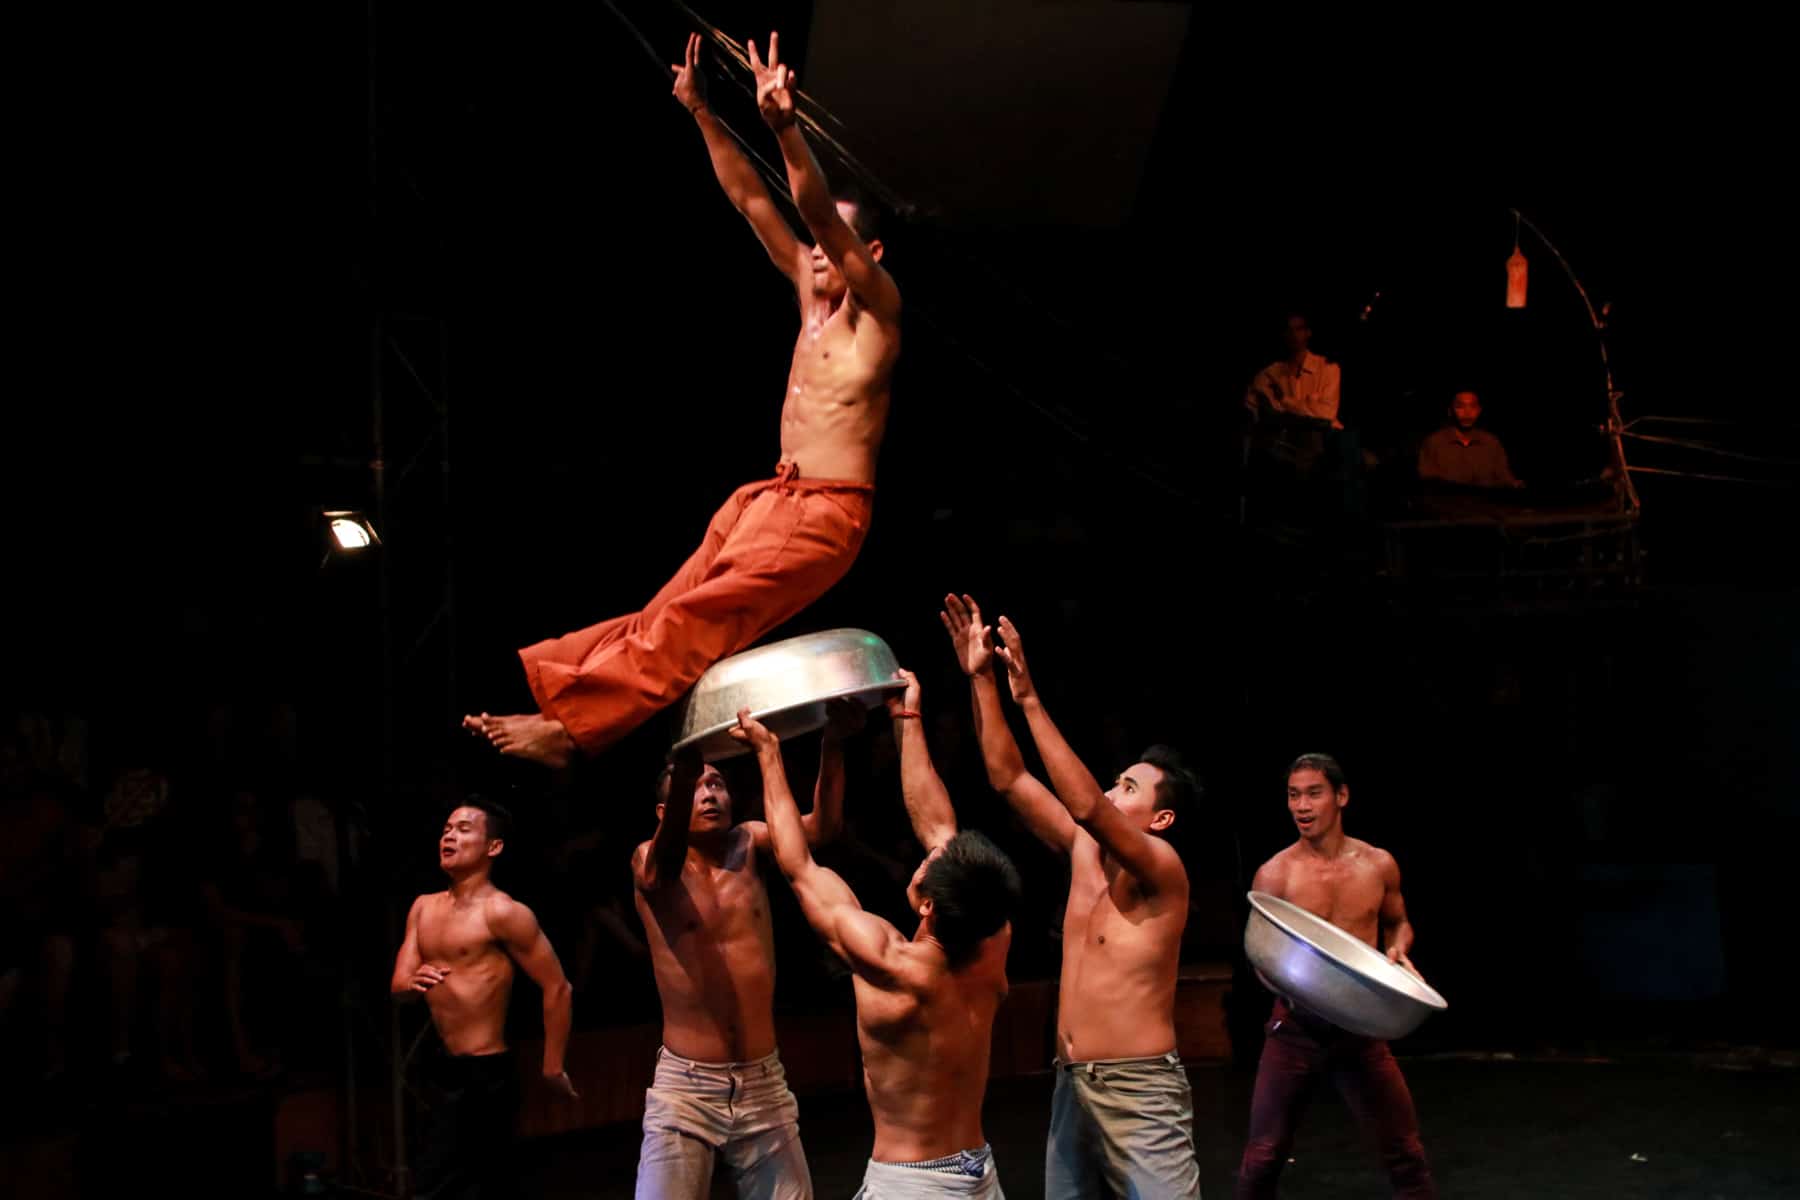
[323,510,381,555]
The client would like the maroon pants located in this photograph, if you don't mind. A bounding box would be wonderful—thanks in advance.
[1235,999,1436,1199]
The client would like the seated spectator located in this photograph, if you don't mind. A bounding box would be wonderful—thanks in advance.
[203,788,308,1080]
[1418,390,1524,489]
[1245,311,1344,430]
[93,763,210,1082]
[0,771,83,1083]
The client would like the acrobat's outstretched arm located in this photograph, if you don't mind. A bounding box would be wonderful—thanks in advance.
[672,32,808,290]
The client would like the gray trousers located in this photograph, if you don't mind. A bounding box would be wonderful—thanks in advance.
[1045,1051,1202,1199]
[634,1046,811,1199]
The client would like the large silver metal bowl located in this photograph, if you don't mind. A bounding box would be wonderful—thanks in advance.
[671,628,907,761]
[1245,891,1448,1040]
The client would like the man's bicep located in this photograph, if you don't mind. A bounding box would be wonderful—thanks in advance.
[1380,855,1407,918]
[1381,888,1409,926]
[791,856,862,919]
[515,922,570,989]
[393,899,424,971]
[1009,774,1078,853]
[490,898,539,947]
[832,907,904,982]
[1086,802,1183,894]
[492,901,560,978]
[739,195,807,284]
[814,216,899,321]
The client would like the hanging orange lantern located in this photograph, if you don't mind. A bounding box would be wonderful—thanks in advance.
[1506,215,1528,308]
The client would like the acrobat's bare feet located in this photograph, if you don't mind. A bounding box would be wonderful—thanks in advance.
[462,712,576,769]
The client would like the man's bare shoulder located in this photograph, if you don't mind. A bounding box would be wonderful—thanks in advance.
[1254,844,1300,885]
[1348,838,1397,871]
[887,937,953,994]
[478,885,521,909]
[1364,841,1404,887]
[1147,832,1190,878]
[478,887,530,925]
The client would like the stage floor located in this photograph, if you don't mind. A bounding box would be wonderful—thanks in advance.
[516,1056,1800,1198]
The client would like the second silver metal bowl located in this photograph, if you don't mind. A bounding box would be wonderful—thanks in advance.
[1245,891,1448,1040]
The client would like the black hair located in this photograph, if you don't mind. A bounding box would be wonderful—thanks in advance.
[920,830,1021,967]
[453,794,512,844]
[1138,744,1203,824]
[1286,753,1345,793]
[832,183,881,242]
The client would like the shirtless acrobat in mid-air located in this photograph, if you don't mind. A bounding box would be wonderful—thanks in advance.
[466,30,901,767]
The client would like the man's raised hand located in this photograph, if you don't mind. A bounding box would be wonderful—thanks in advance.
[885,668,926,722]
[671,32,708,114]
[994,615,1038,703]
[729,707,781,753]
[940,593,994,677]
[748,32,796,130]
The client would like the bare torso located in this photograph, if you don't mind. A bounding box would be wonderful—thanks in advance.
[633,826,780,1063]
[1056,832,1186,1061]
[1258,837,1393,948]
[855,931,1009,1163]
[416,890,515,1055]
[778,295,895,484]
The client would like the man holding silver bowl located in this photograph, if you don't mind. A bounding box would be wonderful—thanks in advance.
[1236,754,1438,1198]
[627,707,857,1198]
[732,689,1021,1198]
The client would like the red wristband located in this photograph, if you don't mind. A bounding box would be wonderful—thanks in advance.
[891,709,922,719]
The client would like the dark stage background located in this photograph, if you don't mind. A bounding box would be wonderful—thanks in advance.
[4,1,1796,1194]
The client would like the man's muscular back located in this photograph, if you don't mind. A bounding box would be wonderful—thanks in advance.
[1254,838,1397,949]
[853,927,1009,1163]
[633,824,780,1063]
[414,890,519,1055]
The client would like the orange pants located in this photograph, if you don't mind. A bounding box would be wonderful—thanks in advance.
[519,465,874,754]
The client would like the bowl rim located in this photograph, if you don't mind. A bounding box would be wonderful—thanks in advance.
[687,627,895,675]
[1247,890,1448,1010]
[671,677,909,758]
